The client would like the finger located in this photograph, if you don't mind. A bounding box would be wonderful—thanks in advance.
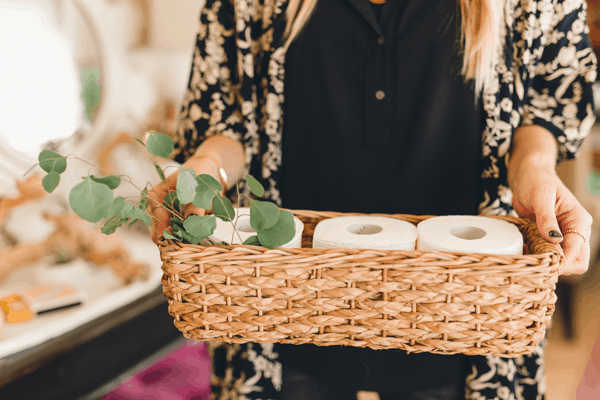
[561,240,590,276]
[153,206,173,242]
[558,209,592,273]
[533,185,563,243]
[560,232,586,275]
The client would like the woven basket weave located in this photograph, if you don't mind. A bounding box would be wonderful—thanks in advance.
[158,210,562,357]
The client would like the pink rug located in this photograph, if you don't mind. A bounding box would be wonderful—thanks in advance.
[103,341,211,400]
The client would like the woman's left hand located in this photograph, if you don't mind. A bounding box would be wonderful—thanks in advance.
[510,160,593,275]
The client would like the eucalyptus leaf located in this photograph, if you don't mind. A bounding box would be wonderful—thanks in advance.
[90,175,121,190]
[176,168,198,204]
[212,194,235,222]
[39,150,66,174]
[105,196,126,218]
[257,210,296,249]
[140,187,149,210]
[101,215,129,235]
[121,202,151,226]
[170,217,184,229]
[154,162,166,183]
[120,202,135,219]
[183,215,217,239]
[42,171,60,193]
[164,192,181,213]
[245,175,264,197]
[136,210,152,227]
[69,177,114,223]
[192,174,222,209]
[180,229,202,245]
[243,236,261,246]
[172,222,184,235]
[146,132,174,158]
[250,200,280,231]
[163,231,180,240]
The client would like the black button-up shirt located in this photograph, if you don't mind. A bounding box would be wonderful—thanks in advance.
[280,0,482,392]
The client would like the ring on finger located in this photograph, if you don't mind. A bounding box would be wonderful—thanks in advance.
[564,229,587,243]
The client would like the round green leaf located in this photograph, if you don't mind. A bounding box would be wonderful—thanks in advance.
[180,229,202,245]
[163,231,181,240]
[257,210,296,249]
[245,175,264,197]
[250,200,280,231]
[164,192,181,213]
[177,168,198,204]
[105,196,126,218]
[170,217,184,229]
[120,202,135,219]
[146,132,174,158]
[39,150,66,174]
[90,175,121,190]
[42,171,60,193]
[243,236,260,246]
[183,215,217,239]
[135,208,152,227]
[69,177,114,223]
[101,215,129,235]
[192,174,222,209]
[119,203,152,227]
[212,194,235,222]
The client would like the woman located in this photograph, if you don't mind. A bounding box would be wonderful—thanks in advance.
[150,0,597,398]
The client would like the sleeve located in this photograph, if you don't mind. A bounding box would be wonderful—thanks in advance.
[171,0,245,165]
[519,0,597,163]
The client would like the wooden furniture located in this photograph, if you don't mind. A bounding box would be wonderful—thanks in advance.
[0,287,183,400]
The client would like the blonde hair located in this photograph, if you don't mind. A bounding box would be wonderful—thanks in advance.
[283,0,504,95]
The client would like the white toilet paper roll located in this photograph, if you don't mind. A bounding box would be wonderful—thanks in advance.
[209,207,304,248]
[312,216,418,250]
[416,216,523,255]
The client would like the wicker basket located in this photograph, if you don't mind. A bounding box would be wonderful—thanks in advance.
[158,210,562,357]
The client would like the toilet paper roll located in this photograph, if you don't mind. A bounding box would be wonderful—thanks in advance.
[416,216,523,255]
[312,216,418,250]
[209,207,304,248]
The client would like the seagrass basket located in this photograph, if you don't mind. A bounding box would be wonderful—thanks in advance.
[158,210,562,357]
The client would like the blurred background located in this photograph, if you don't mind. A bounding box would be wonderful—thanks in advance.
[0,0,599,399]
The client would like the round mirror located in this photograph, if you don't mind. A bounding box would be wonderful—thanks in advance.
[0,0,102,160]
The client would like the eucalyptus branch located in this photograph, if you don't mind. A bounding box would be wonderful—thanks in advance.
[30,132,293,249]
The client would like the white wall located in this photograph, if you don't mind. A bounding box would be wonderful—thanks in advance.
[149,0,204,51]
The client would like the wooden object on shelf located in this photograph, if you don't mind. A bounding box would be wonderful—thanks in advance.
[43,213,150,284]
[0,174,46,226]
[0,212,149,285]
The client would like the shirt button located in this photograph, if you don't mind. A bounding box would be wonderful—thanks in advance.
[378,37,385,45]
[375,90,385,100]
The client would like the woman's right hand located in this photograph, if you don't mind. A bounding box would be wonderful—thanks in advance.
[147,156,224,244]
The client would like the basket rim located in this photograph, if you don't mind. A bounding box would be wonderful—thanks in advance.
[157,209,564,263]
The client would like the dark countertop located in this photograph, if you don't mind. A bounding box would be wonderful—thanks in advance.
[0,286,186,400]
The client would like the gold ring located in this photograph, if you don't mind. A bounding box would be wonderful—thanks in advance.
[564,229,587,243]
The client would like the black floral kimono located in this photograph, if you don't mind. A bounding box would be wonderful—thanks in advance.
[171,0,597,399]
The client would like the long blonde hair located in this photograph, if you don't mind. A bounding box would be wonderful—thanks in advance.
[282,0,504,95]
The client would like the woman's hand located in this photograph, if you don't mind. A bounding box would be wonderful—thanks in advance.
[147,156,224,244]
[509,158,593,275]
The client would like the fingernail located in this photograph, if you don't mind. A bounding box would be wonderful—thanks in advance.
[549,230,563,238]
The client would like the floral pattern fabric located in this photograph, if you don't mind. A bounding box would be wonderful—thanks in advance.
[172,1,597,399]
